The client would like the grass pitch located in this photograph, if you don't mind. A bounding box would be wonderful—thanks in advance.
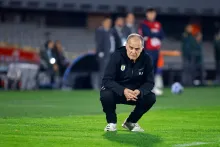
[0,88,220,147]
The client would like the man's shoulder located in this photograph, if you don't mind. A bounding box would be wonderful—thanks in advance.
[110,27,116,33]
[110,47,125,60]
[123,25,130,29]
[96,27,104,33]
[154,21,162,28]
[154,21,161,24]
[141,51,152,62]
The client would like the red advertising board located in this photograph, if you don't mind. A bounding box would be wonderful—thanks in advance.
[0,47,40,63]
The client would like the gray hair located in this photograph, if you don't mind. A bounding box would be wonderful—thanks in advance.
[126,33,144,47]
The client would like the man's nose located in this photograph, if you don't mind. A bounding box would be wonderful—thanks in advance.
[131,50,136,54]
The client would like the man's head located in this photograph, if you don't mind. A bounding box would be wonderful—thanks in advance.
[102,17,112,30]
[125,33,144,61]
[55,40,62,51]
[45,40,54,50]
[185,24,193,33]
[126,13,135,26]
[115,17,124,28]
[146,8,157,22]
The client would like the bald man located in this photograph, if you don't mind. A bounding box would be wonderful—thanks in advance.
[100,33,156,132]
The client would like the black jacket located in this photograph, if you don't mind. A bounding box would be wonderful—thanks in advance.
[102,46,154,97]
[111,27,126,49]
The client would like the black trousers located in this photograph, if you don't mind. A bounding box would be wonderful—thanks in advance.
[182,57,204,86]
[100,89,156,123]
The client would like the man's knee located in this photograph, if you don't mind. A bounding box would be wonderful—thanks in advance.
[100,90,115,103]
[143,92,156,105]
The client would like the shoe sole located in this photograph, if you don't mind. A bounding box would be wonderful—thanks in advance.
[131,129,144,132]
[104,128,117,132]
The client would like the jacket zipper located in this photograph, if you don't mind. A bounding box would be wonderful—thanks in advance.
[131,61,134,78]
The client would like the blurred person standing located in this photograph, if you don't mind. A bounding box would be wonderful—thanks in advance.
[54,40,69,88]
[194,32,204,85]
[94,17,115,89]
[111,16,127,49]
[181,24,204,86]
[138,8,164,95]
[123,13,137,38]
[214,30,220,83]
[54,40,69,77]
[39,40,59,88]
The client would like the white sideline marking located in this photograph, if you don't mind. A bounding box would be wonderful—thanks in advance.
[173,142,210,147]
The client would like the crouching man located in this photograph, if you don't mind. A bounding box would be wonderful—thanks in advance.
[100,33,156,132]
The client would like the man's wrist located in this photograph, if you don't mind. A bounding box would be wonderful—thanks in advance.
[137,89,142,97]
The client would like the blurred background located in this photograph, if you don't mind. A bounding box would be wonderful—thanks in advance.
[0,0,220,91]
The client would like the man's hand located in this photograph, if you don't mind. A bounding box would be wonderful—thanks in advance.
[133,89,140,97]
[53,64,59,71]
[124,88,137,101]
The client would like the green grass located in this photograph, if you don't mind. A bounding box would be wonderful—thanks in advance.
[0,88,220,147]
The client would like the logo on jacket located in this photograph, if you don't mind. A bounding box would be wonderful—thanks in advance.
[154,23,160,28]
[121,65,126,71]
[139,72,144,75]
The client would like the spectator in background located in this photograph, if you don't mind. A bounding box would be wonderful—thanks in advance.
[54,40,69,77]
[182,24,204,86]
[194,32,204,85]
[95,17,114,89]
[39,40,59,87]
[111,16,126,49]
[123,13,137,38]
[138,8,164,96]
[214,30,220,84]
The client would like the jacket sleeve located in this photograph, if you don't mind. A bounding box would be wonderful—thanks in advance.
[95,29,104,55]
[139,23,151,37]
[138,55,155,97]
[102,53,125,96]
[139,23,164,40]
[151,27,165,40]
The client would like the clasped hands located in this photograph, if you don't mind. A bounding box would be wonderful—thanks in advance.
[124,88,140,101]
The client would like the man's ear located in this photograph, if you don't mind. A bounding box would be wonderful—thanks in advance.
[125,43,128,50]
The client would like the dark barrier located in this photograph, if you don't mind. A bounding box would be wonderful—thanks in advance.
[62,53,99,89]
[62,53,217,89]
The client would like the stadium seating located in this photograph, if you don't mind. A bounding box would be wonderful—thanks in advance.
[0,0,219,15]
[0,23,95,53]
[0,22,215,69]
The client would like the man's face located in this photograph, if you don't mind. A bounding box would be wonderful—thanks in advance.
[146,11,156,21]
[55,41,62,51]
[126,37,143,61]
[115,17,124,27]
[126,13,135,25]
[186,25,192,33]
[103,19,112,29]
[48,41,54,49]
